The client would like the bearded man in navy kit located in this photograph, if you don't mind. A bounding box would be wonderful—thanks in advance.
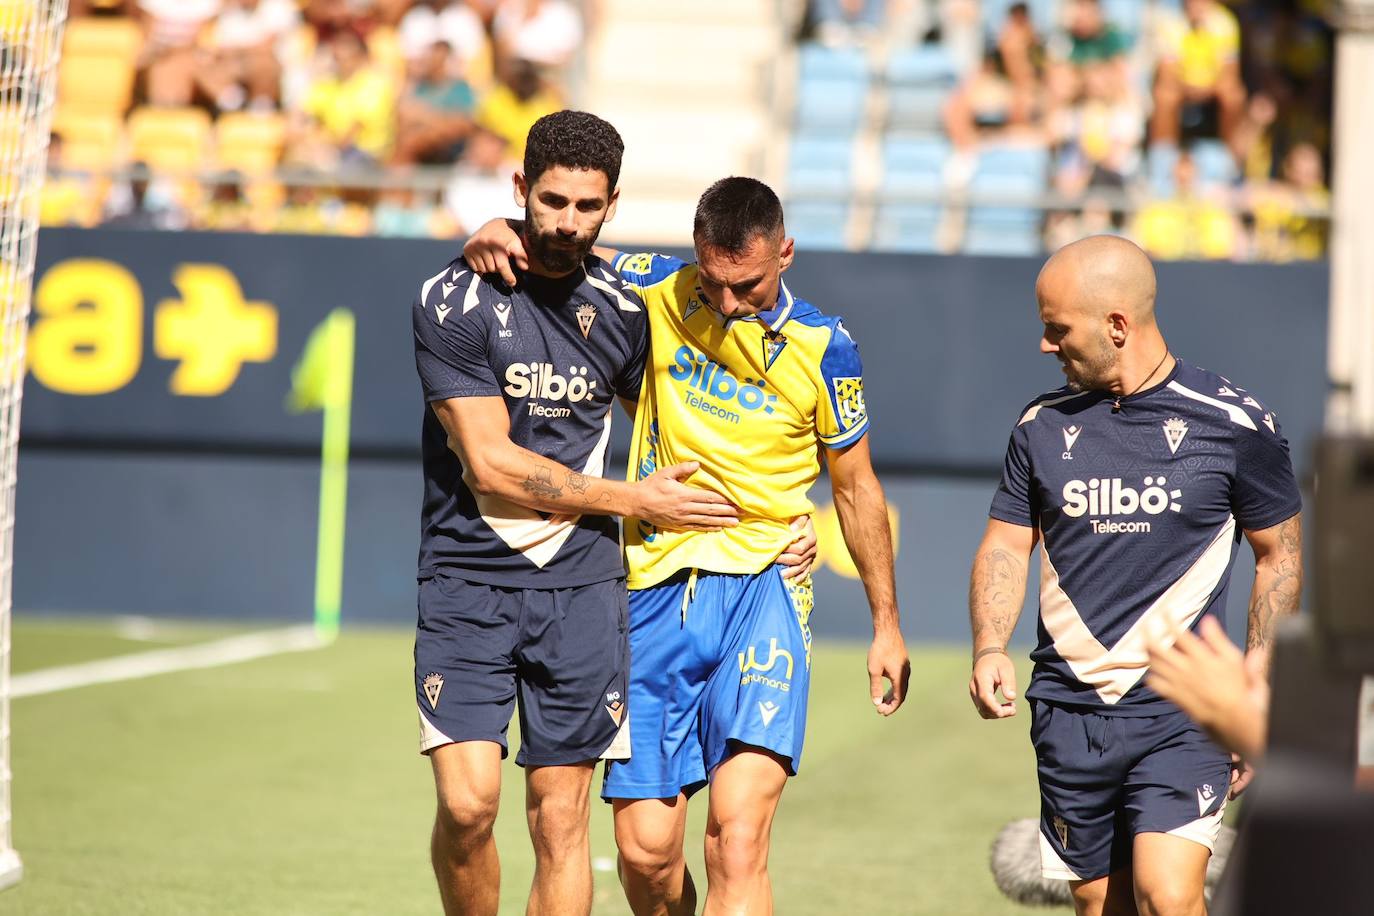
[411,110,740,916]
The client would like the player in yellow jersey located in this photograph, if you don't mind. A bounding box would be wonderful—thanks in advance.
[465,177,909,915]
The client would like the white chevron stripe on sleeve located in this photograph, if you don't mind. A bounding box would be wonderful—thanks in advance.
[1018,390,1097,426]
[586,268,642,312]
[420,265,447,305]
[1167,381,1258,430]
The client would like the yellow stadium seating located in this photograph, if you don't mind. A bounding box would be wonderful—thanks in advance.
[63,17,142,63]
[58,53,137,116]
[215,112,287,174]
[51,110,124,172]
[128,106,212,174]
[367,27,406,84]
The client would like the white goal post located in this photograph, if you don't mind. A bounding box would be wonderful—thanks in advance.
[0,0,68,893]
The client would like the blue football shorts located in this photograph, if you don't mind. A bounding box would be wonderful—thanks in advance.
[414,573,630,767]
[602,565,813,800]
[1032,699,1233,881]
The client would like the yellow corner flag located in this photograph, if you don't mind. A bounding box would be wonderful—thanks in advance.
[287,309,356,642]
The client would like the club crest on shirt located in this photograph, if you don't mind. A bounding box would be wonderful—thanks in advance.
[1162,417,1188,454]
[422,672,444,709]
[763,331,788,370]
[832,376,866,426]
[576,301,597,338]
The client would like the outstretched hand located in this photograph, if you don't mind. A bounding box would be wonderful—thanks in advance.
[463,218,528,286]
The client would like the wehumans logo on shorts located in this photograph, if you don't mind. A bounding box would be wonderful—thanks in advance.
[1062,476,1182,534]
[739,638,794,691]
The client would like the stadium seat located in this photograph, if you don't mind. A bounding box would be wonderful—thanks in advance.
[57,53,136,116]
[1190,139,1239,187]
[63,16,142,63]
[1147,142,1179,196]
[885,46,959,87]
[216,112,287,175]
[785,200,848,250]
[970,144,1049,198]
[880,135,950,197]
[794,80,868,135]
[51,110,124,172]
[128,106,213,174]
[367,26,407,84]
[786,135,854,197]
[798,44,869,84]
[964,206,1043,256]
[883,46,958,132]
[871,203,943,253]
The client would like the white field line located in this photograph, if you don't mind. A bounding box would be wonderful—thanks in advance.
[11,625,327,698]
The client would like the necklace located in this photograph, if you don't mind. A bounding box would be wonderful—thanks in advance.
[1112,351,1171,413]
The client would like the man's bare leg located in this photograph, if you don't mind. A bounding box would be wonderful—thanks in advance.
[1132,833,1210,916]
[1070,868,1139,916]
[613,794,696,916]
[702,748,789,915]
[431,740,504,916]
[525,761,596,916]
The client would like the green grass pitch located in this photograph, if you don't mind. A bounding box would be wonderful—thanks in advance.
[10,618,1061,914]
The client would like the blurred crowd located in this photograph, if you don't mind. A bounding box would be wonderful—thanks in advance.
[41,0,582,237]
[806,0,1334,260]
[40,0,1335,260]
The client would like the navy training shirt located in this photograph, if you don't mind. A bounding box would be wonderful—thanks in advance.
[412,255,649,588]
[989,359,1302,713]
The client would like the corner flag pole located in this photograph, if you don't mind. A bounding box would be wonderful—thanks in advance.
[287,309,356,642]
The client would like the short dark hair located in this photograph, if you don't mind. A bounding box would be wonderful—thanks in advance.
[693,177,784,252]
[523,110,624,191]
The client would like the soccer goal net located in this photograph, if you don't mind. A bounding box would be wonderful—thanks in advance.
[0,0,67,892]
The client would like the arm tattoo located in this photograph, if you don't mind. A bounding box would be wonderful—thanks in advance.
[970,547,1025,646]
[567,471,590,495]
[521,467,562,500]
[1248,514,1302,654]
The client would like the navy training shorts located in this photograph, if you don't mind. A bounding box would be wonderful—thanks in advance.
[414,572,630,767]
[1032,699,1232,881]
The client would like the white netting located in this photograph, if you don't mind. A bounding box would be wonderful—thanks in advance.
[0,0,67,891]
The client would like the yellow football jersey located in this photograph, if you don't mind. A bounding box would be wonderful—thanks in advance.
[613,252,870,589]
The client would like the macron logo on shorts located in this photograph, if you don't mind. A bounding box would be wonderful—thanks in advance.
[1196,783,1218,816]
[605,691,624,726]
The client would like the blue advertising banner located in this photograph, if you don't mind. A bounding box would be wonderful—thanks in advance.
[26,229,1328,470]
